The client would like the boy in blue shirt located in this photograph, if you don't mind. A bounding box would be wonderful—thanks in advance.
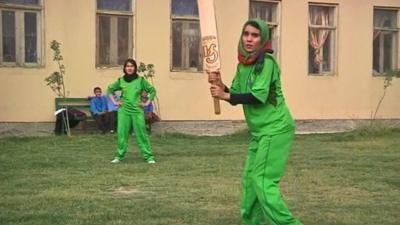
[90,87,109,134]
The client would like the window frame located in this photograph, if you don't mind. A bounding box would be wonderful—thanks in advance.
[372,7,400,76]
[95,0,134,68]
[307,3,338,76]
[0,1,43,67]
[249,0,281,61]
[170,1,202,73]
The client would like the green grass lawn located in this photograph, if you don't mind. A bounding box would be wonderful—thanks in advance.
[0,129,399,225]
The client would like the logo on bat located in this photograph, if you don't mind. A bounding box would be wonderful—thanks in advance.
[202,36,219,65]
[203,43,219,64]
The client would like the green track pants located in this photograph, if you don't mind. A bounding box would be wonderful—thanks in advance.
[114,110,155,162]
[241,130,303,225]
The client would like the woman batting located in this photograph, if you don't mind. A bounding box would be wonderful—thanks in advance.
[208,18,304,225]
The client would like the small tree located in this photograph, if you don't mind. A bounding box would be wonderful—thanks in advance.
[372,69,400,120]
[44,40,71,136]
[137,62,161,118]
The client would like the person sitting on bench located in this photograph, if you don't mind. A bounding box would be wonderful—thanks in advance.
[90,87,109,134]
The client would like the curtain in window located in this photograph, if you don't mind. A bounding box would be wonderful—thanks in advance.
[309,8,329,65]
[373,15,389,40]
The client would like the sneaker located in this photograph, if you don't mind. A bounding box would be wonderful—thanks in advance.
[111,158,121,163]
[147,160,156,164]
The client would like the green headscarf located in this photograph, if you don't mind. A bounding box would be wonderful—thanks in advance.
[237,18,270,74]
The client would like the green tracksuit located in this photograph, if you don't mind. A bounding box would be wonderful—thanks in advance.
[231,54,303,225]
[107,76,156,162]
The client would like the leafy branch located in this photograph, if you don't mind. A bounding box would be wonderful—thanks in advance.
[372,69,400,120]
[44,40,67,98]
[137,62,155,80]
[137,62,161,118]
[44,40,71,136]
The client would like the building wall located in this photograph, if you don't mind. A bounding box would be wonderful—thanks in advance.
[0,0,399,122]
[282,0,400,119]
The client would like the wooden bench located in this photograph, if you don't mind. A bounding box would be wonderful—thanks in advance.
[55,97,93,131]
[55,97,156,134]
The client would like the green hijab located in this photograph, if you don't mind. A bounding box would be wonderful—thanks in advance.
[237,18,270,74]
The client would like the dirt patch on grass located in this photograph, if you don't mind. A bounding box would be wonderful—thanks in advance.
[114,186,142,195]
[109,186,155,198]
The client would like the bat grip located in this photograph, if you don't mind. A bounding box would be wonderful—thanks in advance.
[212,80,221,115]
[213,97,221,115]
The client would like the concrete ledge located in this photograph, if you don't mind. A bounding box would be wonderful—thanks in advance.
[150,120,248,136]
[295,119,355,134]
[0,122,55,138]
[0,119,399,138]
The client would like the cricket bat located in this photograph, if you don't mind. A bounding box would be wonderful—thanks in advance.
[197,0,221,115]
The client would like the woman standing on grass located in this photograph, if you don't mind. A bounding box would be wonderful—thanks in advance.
[208,18,304,225]
[107,58,156,164]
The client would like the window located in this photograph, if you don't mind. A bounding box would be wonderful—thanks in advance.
[249,0,280,57]
[308,4,337,75]
[171,0,202,72]
[96,0,133,67]
[373,8,399,75]
[0,0,42,66]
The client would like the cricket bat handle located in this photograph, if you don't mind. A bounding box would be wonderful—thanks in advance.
[213,87,221,115]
